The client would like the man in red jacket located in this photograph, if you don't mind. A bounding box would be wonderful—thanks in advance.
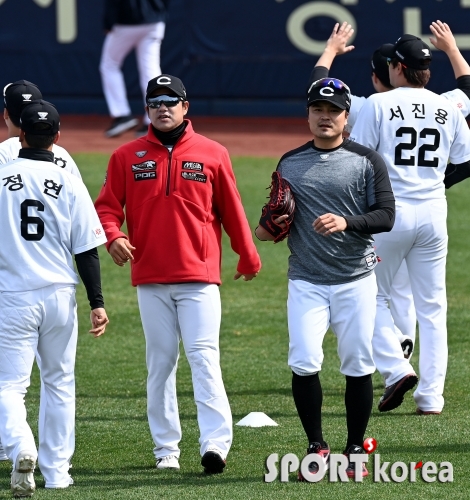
[95,74,261,474]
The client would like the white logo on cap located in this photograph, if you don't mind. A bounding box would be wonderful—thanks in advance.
[38,112,48,120]
[422,49,430,57]
[22,94,32,101]
[156,76,172,85]
[320,87,335,97]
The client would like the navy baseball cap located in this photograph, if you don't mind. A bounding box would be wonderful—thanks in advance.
[381,34,432,70]
[371,45,392,88]
[146,74,187,101]
[20,100,60,136]
[3,80,43,121]
[307,78,351,111]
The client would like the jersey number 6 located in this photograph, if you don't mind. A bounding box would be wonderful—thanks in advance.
[395,127,441,168]
[21,199,45,241]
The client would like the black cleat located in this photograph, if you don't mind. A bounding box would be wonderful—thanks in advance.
[298,441,330,481]
[378,373,418,412]
[201,448,226,474]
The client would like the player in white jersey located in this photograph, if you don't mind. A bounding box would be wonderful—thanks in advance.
[350,33,470,415]
[310,21,470,361]
[1,80,81,178]
[0,81,83,463]
[0,100,109,496]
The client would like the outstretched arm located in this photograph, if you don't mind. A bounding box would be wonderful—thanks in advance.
[308,22,355,89]
[315,22,355,70]
[430,21,470,78]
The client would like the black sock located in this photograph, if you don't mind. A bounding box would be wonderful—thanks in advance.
[292,372,323,444]
[344,374,373,450]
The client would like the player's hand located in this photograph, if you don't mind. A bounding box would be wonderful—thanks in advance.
[313,213,347,236]
[89,308,109,337]
[109,237,136,266]
[429,21,456,53]
[234,271,259,281]
[325,22,355,56]
[255,215,289,241]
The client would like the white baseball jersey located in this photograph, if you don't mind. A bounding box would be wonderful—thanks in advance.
[0,137,82,179]
[0,157,106,291]
[350,87,470,200]
[346,88,470,135]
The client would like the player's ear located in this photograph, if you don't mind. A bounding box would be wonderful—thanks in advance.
[145,105,150,118]
[3,108,8,120]
[182,100,189,116]
[53,131,60,145]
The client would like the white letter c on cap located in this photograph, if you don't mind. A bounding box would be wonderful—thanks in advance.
[156,76,172,85]
[320,87,334,96]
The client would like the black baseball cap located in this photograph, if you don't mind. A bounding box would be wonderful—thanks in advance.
[371,45,392,88]
[307,78,351,111]
[3,80,43,121]
[20,100,60,135]
[380,34,432,70]
[146,74,187,101]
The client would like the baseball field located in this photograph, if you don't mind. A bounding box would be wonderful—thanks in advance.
[0,126,469,499]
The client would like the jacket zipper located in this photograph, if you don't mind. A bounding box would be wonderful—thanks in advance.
[164,131,185,197]
[166,150,173,196]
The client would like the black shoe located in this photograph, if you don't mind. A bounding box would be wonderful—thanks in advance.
[201,448,226,474]
[105,116,138,137]
[135,124,149,137]
[344,444,368,478]
[378,373,418,412]
[401,336,414,359]
[298,441,330,481]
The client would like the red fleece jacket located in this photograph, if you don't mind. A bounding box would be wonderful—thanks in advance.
[95,120,261,286]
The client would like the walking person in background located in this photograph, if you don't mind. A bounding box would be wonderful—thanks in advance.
[100,0,170,138]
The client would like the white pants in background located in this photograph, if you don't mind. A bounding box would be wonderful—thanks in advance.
[287,274,377,378]
[373,198,448,412]
[137,283,232,460]
[100,22,166,123]
[0,285,77,487]
[390,260,417,341]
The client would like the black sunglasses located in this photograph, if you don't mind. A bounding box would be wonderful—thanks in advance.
[147,95,184,108]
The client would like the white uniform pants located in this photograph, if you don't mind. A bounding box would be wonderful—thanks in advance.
[100,22,165,122]
[0,285,77,487]
[390,260,417,340]
[287,275,377,377]
[373,198,448,411]
[137,283,232,459]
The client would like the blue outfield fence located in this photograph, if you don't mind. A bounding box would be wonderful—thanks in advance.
[1,0,470,116]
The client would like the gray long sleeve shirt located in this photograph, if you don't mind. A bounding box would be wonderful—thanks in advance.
[278,139,395,285]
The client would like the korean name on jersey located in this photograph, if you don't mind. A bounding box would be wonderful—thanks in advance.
[0,158,106,291]
[350,87,470,200]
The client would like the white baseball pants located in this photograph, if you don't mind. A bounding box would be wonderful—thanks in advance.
[287,274,377,378]
[137,283,232,460]
[373,198,448,412]
[100,22,165,122]
[390,260,417,341]
[0,285,77,487]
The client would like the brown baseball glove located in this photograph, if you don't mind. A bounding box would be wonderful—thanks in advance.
[258,171,295,243]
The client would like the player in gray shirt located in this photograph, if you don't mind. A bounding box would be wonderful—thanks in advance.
[256,77,394,479]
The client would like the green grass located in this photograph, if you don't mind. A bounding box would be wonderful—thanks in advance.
[1,154,470,499]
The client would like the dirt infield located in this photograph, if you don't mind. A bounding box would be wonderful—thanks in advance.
[0,116,312,158]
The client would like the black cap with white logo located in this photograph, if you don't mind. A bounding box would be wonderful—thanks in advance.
[146,74,187,101]
[20,100,60,135]
[371,45,393,88]
[380,34,432,70]
[307,78,351,111]
[3,80,43,121]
